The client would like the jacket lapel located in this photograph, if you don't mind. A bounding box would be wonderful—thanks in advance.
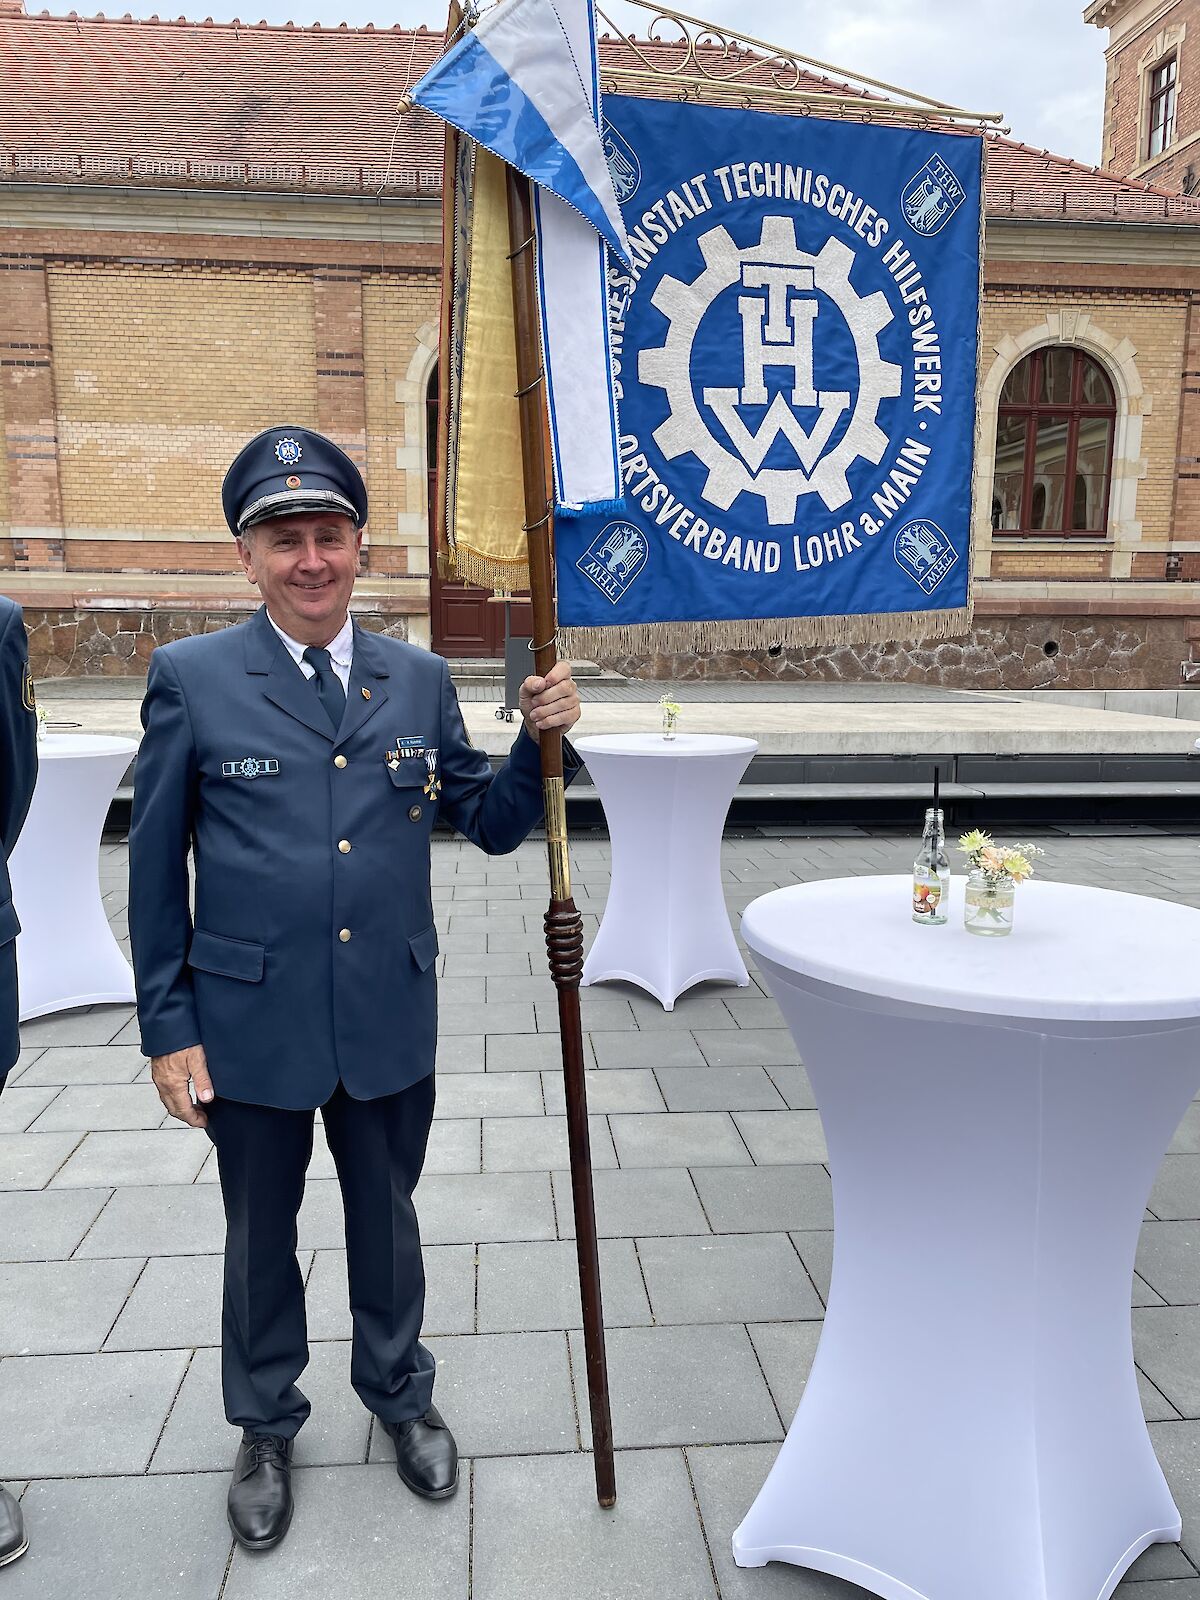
[244,605,337,743]
[335,622,391,749]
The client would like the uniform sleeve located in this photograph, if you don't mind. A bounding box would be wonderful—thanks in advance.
[128,649,201,1056]
[0,603,38,858]
[436,659,579,855]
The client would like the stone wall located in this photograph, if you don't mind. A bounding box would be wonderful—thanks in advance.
[23,604,409,677]
[596,614,1193,691]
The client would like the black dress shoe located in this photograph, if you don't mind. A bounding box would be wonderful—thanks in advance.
[0,1487,27,1567]
[381,1405,459,1499]
[227,1432,294,1551]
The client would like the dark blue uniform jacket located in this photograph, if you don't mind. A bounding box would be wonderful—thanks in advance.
[0,596,38,1081]
[130,606,561,1109]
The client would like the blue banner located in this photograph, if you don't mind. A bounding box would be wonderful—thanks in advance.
[555,97,983,648]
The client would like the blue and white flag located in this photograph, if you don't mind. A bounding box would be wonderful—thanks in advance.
[409,0,628,514]
[556,97,983,652]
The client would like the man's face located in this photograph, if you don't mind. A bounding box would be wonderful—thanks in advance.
[237,512,362,645]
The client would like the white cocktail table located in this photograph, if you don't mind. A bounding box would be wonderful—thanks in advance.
[576,733,757,1010]
[735,874,1200,1600]
[10,733,138,1019]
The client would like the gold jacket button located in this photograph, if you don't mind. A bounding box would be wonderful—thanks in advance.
[408,805,422,822]
[338,840,351,854]
[339,928,352,942]
[334,755,347,769]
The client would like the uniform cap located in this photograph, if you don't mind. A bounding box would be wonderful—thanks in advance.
[221,426,368,537]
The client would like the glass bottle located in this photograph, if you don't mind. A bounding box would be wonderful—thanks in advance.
[912,807,949,925]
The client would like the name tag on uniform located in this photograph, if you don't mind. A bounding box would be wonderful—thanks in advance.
[221,758,280,780]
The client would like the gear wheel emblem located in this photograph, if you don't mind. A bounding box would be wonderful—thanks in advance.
[638,218,903,521]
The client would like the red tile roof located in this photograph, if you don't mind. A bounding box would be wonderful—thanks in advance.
[2,0,1199,224]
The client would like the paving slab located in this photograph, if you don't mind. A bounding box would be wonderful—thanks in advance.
[0,1088,61,1135]
[0,1257,144,1355]
[485,1032,596,1072]
[1138,1222,1200,1307]
[472,1449,715,1600]
[1151,1157,1200,1221]
[49,1129,210,1188]
[1136,1307,1200,1418]
[75,1183,228,1258]
[18,1008,134,1049]
[589,1031,706,1071]
[747,1321,824,1424]
[433,1071,545,1120]
[540,1068,665,1115]
[687,1442,866,1599]
[476,1238,652,1333]
[636,1233,824,1325]
[28,1084,169,1132]
[551,1167,710,1239]
[0,1133,83,1191]
[694,1029,801,1069]
[568,1322,781,1449]
[481,1114,617,1172]
[608,1111,752,1168]
[0,1472,231,1600]
[423,1117,482,1175]
[0,1187,111,1262]
[222,1463,469,1600]
[655,1064,787,1112]
[733,1110,829,1165]
[0,1349,189,1476]
[433,1034,486,1074]
[14,1045,147,1086]
[366,1331,577,1458]
[691,1165,834,1233]
[415,1171,557,1245]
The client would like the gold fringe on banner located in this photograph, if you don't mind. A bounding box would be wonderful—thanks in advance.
[445,146,531,593]
[559,603,974,659]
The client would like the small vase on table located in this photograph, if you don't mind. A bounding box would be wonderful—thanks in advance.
[660,697,680,743]
[964,867,1016,937]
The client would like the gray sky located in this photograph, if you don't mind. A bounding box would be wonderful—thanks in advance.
[40,0,1109,166]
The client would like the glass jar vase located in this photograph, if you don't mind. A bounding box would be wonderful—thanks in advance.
[661,708,678,742]
[964,868,1015,937]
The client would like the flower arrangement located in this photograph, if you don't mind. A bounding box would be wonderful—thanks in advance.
[659,696,681,740]
[957,830,1042,886]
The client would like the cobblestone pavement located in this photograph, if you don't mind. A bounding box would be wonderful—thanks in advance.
[3,831,1200,1598]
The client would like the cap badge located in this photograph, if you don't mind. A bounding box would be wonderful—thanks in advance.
[285,475,302,489]
[274,437,303,465]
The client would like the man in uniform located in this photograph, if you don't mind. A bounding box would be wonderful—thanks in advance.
[129,426,580,1552]
[0,592,38,1568]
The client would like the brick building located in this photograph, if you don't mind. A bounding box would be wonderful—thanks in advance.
[3,0,1200,688]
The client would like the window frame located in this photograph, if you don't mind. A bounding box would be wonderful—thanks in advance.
[993,348,1117,540]
[1147,53,1178,159]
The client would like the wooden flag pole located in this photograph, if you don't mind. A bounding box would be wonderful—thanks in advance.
[504,165,617,1508]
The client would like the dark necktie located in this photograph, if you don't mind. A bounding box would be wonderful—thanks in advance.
[301,646,346,732]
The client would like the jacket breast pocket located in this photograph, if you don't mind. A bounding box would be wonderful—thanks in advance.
[388,756,429,791]
[0,897,19,949]
[188,929,265,983]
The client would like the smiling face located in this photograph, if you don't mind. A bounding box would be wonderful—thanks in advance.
[236,511,362,646]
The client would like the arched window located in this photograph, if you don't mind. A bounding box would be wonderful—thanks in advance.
[992,348,1116,536]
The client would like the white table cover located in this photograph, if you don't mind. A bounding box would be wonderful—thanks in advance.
[576,733,757,1010]
[735,875,1200,1600]
[10,734,138,1020]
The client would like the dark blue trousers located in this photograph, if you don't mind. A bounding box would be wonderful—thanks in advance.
[205,1074,437,1438]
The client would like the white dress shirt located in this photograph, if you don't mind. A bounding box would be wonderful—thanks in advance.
[267,611,354,694]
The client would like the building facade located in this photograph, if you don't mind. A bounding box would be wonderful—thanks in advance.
[3,0,1200,688]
